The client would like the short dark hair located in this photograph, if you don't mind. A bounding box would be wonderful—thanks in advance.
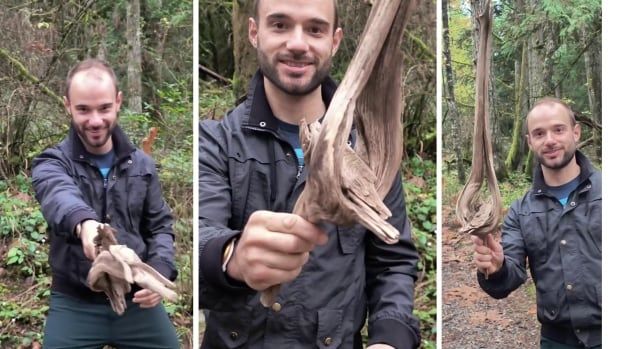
[253,0,340,32]
[525,97,576,134]
[65,58,118,100]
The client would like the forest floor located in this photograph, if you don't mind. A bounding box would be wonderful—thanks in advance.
[441,204,539,349]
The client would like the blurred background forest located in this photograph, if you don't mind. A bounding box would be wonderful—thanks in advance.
[442,0,601,347]
[0,0,192,347]
[200,0,437,348]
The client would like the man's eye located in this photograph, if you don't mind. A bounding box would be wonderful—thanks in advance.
[310,27,322,34]
[273,22,285,29]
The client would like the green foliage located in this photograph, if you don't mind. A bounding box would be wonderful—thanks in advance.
[402,157,436,349]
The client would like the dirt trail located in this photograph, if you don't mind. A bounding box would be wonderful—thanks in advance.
[442,206,539,349]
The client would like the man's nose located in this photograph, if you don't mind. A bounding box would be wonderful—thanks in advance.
[544,132,557,145]
[286,26,309,53]
[89,113,104,127]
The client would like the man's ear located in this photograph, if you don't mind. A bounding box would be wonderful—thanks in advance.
[331,27,343,56]
[573,123,581,142]
[249,18,258,48]
[63,96,71,115]
[526,134,532,150]
[115,91,123,113]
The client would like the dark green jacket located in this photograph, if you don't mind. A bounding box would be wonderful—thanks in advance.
[199,72,421,349]
[479,151,601,348]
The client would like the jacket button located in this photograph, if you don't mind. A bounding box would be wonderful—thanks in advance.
[79,155,84,159]
[128,159,133,165]
[566,284,573,290]
[271,302,282,312]
[286,152,292,157]
[112,175,117,180]
[229,331,238,340]
[259,121,266,127]
[569,201,576,207]
[323,337,333,346]
[560,240,566,245]
[576,329,581,334]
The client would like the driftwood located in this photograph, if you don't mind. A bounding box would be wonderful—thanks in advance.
[260,0,416,307]
[141,127,158,156]
[87,224,177,315]
[455,0,502,276]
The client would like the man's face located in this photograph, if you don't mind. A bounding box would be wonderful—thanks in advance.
[64,69,122,154]
[249,0,343,96]
[526,103,581,171]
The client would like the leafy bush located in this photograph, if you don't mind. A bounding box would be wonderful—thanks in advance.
[402,156,436,349]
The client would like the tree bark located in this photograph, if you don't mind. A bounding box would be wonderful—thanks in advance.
[127,0,143,113]
[443,0,466,183]
[583,28,601,162]
[232,0,257,97]
[504,44,527,171]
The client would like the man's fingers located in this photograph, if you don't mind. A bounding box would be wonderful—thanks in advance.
[259,212,327,245]
[247,249,309,271]
[487,234,502,251]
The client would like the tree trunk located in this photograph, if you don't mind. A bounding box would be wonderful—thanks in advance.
[127,0,143,113]
[583,27,601,162]
[443,0,465,183]
[504,44,527,171]
[232,0,257,97]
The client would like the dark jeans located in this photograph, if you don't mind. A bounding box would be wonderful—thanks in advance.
[541,336,602,349]
[43,292,179,349]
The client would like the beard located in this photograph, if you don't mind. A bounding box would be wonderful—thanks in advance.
[257,48,332,96]
[535,145,576,170]
[72,119,115,152]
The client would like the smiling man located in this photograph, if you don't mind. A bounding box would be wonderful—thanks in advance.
[199,0,421,348]
[471,97,602,349]
[32,59,179,348]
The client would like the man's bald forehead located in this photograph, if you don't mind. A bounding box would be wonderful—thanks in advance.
[525,97,576,133]
[253,0,340,30]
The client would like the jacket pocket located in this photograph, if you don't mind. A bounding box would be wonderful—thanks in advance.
[520,210,550,265]
[124,174,149,231]
[315,309,344,349]
[337,225,365,254]
[205,310,250,349]
[243,168,271,223]
[536,288,560,322]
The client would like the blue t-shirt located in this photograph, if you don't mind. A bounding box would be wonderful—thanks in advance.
[278,121,304,174]
[89,150,115,179]
[547,176,580,207]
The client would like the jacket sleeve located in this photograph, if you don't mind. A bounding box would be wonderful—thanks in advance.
[477,200,527,298]
[31,147,99,241]
[198,120,255,311]
[140,154,177,281]
[365,174,421,349]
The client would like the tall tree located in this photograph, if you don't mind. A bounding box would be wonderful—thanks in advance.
[232,0,257,97]
[443,0,466,183]
[127,0,143,113]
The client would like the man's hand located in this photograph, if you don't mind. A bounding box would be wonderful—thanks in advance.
[226,211,328,291]
[367,344,395,349]
[472,234,504,275]
[79,219,100,260]
[132,289,163,308]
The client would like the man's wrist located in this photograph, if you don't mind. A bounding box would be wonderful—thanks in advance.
[222,237,238,273]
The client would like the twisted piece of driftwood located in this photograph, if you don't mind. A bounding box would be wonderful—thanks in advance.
[259,0,416,307]
[455,0,502,248]
[87,224,177,315]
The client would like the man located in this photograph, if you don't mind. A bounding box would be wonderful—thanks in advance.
[32,59,179,348]
[199,0,421,348]
[472,97,601,348]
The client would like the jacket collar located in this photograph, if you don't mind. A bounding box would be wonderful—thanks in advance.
[241,70,338,132]
[532,150,595,194]
[67,124,136,161]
